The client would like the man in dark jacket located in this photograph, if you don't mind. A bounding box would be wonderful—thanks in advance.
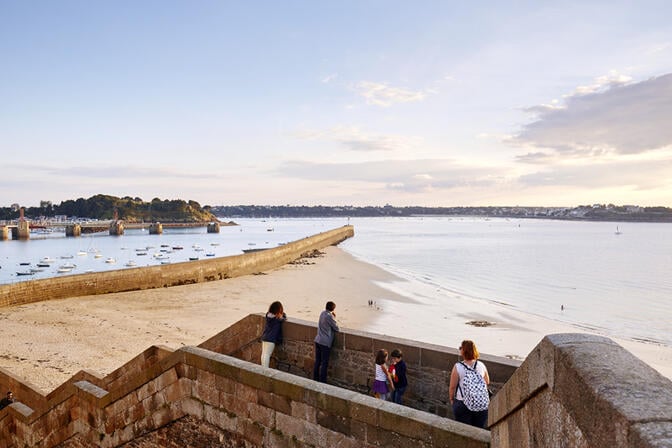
[313,301,339,383]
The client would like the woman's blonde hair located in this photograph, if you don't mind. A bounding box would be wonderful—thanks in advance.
[460,340,479,360]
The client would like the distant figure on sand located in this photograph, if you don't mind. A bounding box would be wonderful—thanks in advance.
[449,340,490,429]
[313,301,339,383]
[261,301,286,368]
[0,391,14,410]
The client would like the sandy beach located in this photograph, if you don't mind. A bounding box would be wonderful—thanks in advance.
[1,245,670,393]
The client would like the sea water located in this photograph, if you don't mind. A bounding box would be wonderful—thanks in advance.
[339,216,672,347]
[1,216,670,347]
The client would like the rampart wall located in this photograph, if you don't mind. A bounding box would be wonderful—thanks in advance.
[489,333,672,447]
[200,315,520,419]
[1,315,671,446]
[0,225,354,308]
[0,315,493,447]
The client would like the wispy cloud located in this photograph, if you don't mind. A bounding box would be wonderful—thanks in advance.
[511,73,672,158]
[321,73,338,84]
[293,126,419,152]
[519,158,672,190]
[353,81,427,107]
[5,163,219,180]
[277,159,507,193]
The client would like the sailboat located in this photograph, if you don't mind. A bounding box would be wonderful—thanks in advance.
[615,226,622,235]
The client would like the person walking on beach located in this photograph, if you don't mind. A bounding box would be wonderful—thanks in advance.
[261,301,286,368]
[389,348,408,404]
[449,340,490,429]
[313,301,339,383]
[372,348,395,400]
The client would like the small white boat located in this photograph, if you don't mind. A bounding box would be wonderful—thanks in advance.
[77,251,87,256]
[41,257,56,264]
[105,257,116,264]
[94,253,103,258]
[59,263,76,269]
[57,267,73,273]
[60,255,74,259]
[125,261,137,267]
[615,226,622,235]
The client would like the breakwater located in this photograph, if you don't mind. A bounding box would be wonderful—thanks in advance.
[0,225,354,309]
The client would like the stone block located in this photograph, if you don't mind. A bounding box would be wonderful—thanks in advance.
[316,408,350,436]
[203,403,237,433]
[630,421,672,447]
[290,401,316,424]
[247,401,275,428]
[258,390,292,415]
[176,397,203,420]
[239,417,266,446]
[341,333,374,352]
[419,348,453,371]
[195,382,220,407]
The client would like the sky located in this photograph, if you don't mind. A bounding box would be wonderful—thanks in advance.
[2,1,672,208]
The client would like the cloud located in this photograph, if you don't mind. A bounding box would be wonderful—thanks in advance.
[354,81,427,107]
[321,73,338,84]
[519,158,672,190]
[511,73,672,157]
[277,159,507,193]
[293,126,418,152]
[5,163,219,180]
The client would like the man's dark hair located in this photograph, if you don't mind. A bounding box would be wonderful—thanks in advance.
[326,301,336,311]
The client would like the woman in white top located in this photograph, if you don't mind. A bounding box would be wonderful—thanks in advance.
[449,340,490,428]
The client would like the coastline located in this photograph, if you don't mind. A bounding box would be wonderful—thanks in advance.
[0,245,670,393]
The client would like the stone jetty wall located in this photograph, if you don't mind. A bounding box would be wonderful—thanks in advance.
[0,225,354,309]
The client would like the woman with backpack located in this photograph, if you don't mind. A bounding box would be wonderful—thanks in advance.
[449,340,491,428]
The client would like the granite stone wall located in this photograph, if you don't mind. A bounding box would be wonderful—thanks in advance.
[489,333,672,448]
[2,316,670,446]
[213,315,520,419]
[0,336,491,447]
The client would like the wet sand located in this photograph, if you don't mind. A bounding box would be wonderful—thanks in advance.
[0,246,670,393]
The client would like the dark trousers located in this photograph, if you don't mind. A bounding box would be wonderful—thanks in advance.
[391,386,406,404]
[313,343,331,383]
[452,399,488,429]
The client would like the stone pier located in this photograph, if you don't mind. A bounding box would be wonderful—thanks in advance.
[149,222,163,234]
[65,224,81,237]
[109,221,124,236]
[207,222,220,233]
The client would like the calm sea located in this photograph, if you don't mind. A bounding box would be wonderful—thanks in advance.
[2,217,671,347]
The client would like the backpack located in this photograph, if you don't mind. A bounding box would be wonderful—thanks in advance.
[457,361,490,411]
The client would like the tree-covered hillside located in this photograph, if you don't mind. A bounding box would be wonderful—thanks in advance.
[1,195,218,223]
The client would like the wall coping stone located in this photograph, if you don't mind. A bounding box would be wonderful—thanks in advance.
[489,333,672,448]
